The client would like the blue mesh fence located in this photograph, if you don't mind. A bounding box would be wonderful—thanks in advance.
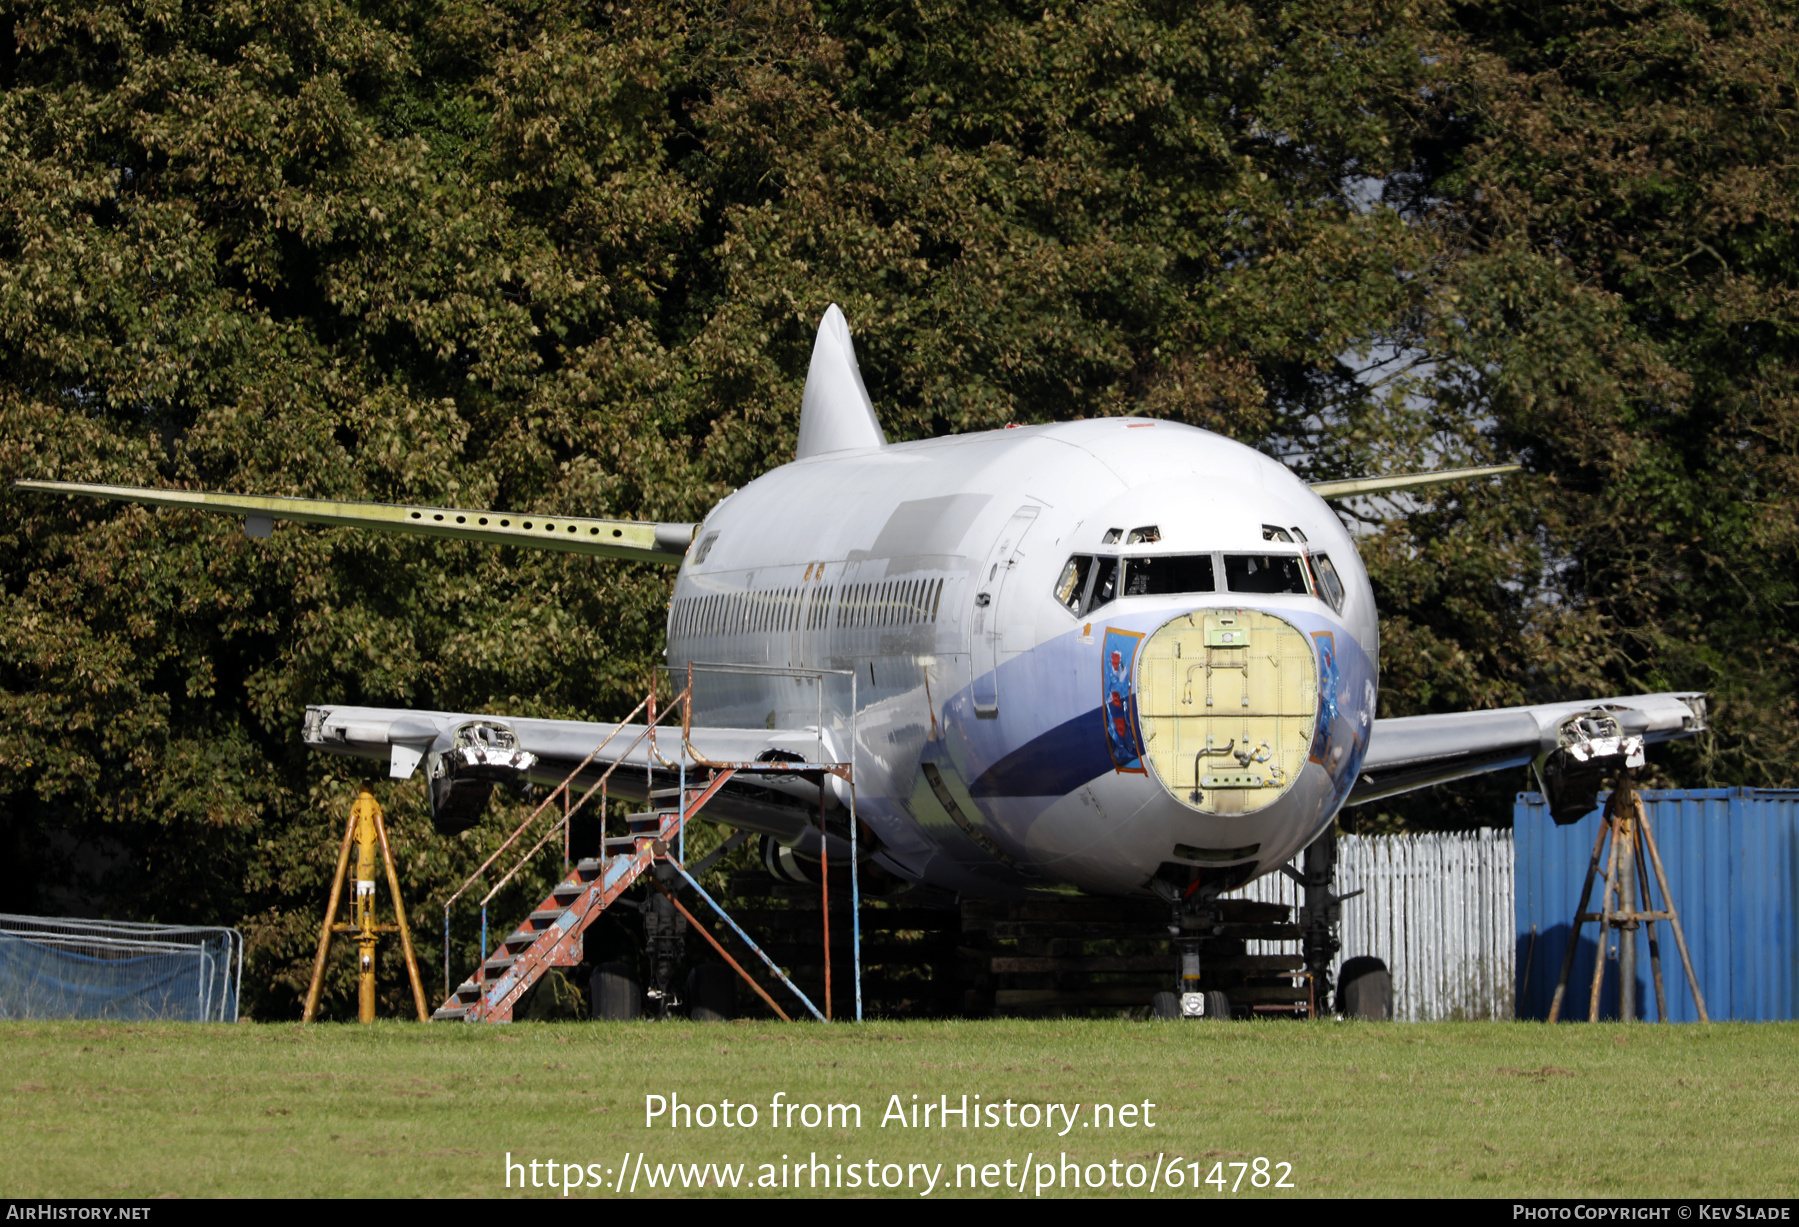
[0,915,242,1022]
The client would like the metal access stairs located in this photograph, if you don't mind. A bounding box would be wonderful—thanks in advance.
[433,773,733,1022]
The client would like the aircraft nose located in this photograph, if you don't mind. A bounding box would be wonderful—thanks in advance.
[1134,609,1319,815]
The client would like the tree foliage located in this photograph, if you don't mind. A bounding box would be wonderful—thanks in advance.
[1,0,1793,1014]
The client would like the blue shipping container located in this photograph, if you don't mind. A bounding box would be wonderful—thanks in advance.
[1515,788,1799,1021]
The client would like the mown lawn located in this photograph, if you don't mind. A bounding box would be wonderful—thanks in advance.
[2,1018,1793,1198]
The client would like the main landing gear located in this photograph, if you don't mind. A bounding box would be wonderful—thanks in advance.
[588,864,740,1023]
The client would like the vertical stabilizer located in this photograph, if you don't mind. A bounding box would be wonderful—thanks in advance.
[797,304,887,459]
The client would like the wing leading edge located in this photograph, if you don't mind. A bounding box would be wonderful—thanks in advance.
[1350,691,1707,822]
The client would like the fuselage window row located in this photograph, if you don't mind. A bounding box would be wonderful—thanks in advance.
[674,577,947,640]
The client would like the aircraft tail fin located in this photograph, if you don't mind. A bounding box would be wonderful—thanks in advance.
[796,304,886,459]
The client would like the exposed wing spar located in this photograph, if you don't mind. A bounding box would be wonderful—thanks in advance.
[1307,463,1521,499]
[13,480,695,565]
[16,461,1520,557]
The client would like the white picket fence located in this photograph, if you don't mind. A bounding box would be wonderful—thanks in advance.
[1228,828,1516,1021]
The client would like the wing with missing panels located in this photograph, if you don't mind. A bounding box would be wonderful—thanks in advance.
[1349,691,1707,823]
[1308,463,1520,499]
[13,480,695,564]
[303,704,837,849]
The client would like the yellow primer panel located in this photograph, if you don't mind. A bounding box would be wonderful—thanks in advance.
[1137,609,1317,815]
[14,480,691,564]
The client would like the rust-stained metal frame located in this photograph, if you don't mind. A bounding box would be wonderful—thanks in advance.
[675,661,862,1022]
[439,688,658,995]
[434,662,861,1024]
[648,878,791,1021]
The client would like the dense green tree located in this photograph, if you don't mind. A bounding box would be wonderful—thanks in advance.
[1,0,1792,1013]
[1354,0,1799,828]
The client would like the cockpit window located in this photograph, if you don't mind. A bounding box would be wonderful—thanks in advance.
[1054,556,1093,613]
[1060,550,1335,614]
[1088,557,1120,609]
[1310,552,1346,612]
[1122,554,1215,597]
[1058,553,1217,615]
[1223,553,1311,595]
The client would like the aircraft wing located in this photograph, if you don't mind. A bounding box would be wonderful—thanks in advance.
[1348,691,1707,820]
[13,480,695,565]
[304,704,838,848]
[1307,463,1520,499]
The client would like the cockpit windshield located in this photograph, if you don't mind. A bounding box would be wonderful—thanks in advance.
[1123,554,1214,597]
[1222,553,1310,595]
[1057,547,1348,616]
[1056,554,1213,616]
[1053,556,1093,612]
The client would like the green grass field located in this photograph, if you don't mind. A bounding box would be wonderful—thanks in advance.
[2,1018,1793,1199]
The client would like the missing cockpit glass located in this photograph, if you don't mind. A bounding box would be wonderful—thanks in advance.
[1057,553,1219,615]
[1122,554,1214,597]
[1088,557,1119,611]
[1223,553,1309,595]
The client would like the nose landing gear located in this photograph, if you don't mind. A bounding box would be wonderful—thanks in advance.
[1149,940,1234,1019]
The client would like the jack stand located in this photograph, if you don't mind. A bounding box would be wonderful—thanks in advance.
[303,787,430,1022]
[1547,772,1708,1023]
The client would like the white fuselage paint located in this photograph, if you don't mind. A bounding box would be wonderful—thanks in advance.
[667,419,1379,900]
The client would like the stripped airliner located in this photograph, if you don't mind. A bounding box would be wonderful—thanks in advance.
[21,306,1706,1018]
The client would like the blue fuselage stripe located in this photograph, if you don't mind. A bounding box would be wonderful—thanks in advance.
[968,707,1113,798]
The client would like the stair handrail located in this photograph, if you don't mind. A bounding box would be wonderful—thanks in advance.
[434,662,867,1023]
[440,682,695,1005]
[473,684,689,909]
[441,687,656,918]
[439,682,689,998]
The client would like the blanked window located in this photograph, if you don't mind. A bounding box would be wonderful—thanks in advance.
[1223,553,1310,595]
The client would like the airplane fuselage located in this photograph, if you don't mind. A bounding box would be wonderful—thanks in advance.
[668,418,1378,900]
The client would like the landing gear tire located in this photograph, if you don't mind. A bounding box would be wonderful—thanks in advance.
[1336,956,1392,1020]
[1202,990,1231,1020]
[686,963,736,1022]
[1150,991,1180,1020]
[591,961,642,1021]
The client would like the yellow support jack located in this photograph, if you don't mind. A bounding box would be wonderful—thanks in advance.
[303,788,430,1022]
